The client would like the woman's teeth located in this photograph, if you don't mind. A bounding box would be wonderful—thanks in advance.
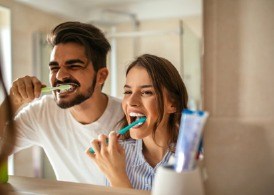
[129,112,146,123]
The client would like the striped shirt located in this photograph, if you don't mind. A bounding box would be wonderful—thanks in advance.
[106,139,174,190]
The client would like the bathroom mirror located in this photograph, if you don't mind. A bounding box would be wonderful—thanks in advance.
[7,0,203,185]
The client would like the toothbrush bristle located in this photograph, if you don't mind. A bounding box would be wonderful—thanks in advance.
[60,85,72,90]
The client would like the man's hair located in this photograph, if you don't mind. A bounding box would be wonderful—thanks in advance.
[47,21,111,72]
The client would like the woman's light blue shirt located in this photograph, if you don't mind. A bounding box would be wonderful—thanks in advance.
[106,139,174,190]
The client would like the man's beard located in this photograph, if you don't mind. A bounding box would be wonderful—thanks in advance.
[56,75,97,109]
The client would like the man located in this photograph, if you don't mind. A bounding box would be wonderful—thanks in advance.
[7,22,124,185]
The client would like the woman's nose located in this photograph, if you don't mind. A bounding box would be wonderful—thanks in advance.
[128,93,141,107]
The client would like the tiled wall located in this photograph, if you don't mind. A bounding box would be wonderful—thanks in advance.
[203,0,274,194]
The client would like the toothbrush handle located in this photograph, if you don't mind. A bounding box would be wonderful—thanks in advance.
[89,139,109,154]
[41,87,54,93]
[88,117,146,154]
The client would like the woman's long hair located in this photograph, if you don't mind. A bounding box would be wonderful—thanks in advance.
[120,54,188,152]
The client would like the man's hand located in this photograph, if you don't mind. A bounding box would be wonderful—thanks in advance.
[9,76,44,113]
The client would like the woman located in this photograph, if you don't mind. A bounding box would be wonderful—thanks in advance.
[86,54,188,190]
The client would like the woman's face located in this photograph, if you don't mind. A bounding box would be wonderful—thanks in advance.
[122,65,174,139]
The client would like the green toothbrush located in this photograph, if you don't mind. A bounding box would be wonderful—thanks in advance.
[41,85,72,93]
[89,117,146,154]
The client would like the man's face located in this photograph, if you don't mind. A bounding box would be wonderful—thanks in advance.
[49,42,97,108]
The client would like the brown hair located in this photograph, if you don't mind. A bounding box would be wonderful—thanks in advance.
[47,21,111,72]
[121,54,188,151]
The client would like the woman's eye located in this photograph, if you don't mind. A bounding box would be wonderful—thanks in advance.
[142,91,153,96]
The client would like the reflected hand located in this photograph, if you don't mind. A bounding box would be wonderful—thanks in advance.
[86,131,132,188]
[9,76,45,112]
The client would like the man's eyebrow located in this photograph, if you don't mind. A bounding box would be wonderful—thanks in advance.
[124,84,153,88]
[49,61,58,66]
[66,59,85,65]
[49,59,86,67]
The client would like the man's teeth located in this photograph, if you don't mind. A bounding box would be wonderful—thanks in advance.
[60,87,74,93]
[57,84,77,93]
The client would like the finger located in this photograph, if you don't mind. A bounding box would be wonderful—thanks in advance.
[31,77,42,98]
[98,134,108,148]
[16,79,28,99]
[90,139,101,154]
[24,76,36,99]
[10,85,22,104]
[85,147,95,159]
[108,131,119,150]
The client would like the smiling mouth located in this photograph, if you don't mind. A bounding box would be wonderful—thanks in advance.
[129,112,146,128]
[56,83,79,94]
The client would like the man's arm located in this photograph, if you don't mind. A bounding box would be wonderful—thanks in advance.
[1,75,43,138]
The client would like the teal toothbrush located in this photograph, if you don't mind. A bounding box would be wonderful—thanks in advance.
[41,85,72,93]
[89,117,146,153]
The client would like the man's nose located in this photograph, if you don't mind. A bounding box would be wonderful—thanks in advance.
[56,67,70,81]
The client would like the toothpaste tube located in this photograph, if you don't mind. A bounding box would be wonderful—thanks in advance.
[174,109,209,172]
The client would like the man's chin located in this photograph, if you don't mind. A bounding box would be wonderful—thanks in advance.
[54,95,89,109]
[55,100,74,109]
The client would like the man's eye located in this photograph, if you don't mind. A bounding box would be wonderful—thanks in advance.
[50,67,59,71]
[69,65,84,69]
[123,90,132,95]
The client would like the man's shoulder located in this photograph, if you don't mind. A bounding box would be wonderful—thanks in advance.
[17,95,57,115]
[106,95,123,112]
[31,94,56,107]
[108,95,122,104]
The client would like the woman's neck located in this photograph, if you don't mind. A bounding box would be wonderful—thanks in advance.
[142,130,169,168]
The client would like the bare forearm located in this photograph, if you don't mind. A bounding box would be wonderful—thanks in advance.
[0,97,14,137]
[108,174,132,189]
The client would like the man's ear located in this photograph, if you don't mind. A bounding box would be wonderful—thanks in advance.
[96,68,108,85]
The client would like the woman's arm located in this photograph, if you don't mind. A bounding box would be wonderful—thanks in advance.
[86,131,132,188]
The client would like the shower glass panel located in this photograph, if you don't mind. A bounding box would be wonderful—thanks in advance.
[181,22,202,110]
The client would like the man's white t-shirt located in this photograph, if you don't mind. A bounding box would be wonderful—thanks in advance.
[13,94,124,185]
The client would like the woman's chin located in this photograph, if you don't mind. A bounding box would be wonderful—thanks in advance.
[129,132,147,140]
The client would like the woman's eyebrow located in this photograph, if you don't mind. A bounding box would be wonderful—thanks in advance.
[124,84,153,88]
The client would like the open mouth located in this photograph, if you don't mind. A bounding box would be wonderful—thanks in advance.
[129,112,146,128]
[56,83,79,94]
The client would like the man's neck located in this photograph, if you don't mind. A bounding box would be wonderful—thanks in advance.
[69,93,108,124]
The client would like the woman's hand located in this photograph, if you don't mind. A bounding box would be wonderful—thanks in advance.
[86,131,132,188]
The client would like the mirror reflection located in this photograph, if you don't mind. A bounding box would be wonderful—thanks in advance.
[0,0,202,191]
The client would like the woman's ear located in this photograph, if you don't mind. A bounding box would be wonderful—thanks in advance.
[97,68,108,85]
[165,97,177,114]
[167,103,177,114]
